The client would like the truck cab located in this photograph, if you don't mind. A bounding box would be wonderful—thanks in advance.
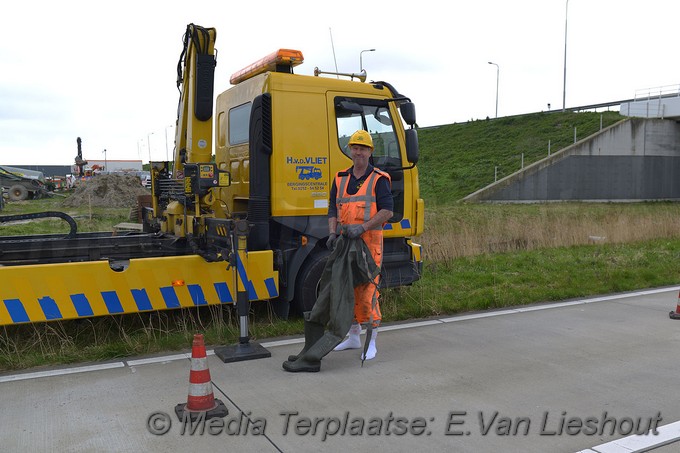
[213,49,424,313]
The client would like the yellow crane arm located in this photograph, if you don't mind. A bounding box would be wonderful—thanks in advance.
[173,24,217,176]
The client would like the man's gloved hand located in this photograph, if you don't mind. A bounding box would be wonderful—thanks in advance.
[326,233,338,250]
[344,224,365,239]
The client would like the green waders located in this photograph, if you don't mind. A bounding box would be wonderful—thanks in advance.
[282,235,378,372]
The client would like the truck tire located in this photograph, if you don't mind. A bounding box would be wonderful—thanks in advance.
[292,249,330,314]
[8,185,28,201]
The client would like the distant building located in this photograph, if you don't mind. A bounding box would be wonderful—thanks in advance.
[6,160,143,178]
[81,159,143,173]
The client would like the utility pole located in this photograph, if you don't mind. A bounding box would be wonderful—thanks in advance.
[147,132,154,165]
[562,0,569,111]
[488,62,499,118]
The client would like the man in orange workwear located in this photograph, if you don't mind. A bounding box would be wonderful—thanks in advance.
[327,129,393,360]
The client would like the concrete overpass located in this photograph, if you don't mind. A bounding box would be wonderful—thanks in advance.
[465,86,680,202]
[620,85,680,120]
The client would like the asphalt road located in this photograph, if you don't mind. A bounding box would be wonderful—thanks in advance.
[2,286,680,452]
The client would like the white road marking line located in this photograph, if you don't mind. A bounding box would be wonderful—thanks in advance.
[0,362,125,383]
[126,353,191,366]
[577,420,680,453]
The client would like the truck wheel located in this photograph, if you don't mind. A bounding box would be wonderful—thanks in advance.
[292,249,330,314]
[8,185,28,201]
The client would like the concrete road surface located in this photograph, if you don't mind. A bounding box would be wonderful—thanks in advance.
[2,286,680,453]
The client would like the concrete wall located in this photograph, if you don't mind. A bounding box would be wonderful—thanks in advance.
[465,118,680,202]
[5,165,73,178]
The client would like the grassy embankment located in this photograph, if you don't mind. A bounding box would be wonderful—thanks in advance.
[3,111,680,370]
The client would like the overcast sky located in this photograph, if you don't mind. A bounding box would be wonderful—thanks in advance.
[3,0,679,166]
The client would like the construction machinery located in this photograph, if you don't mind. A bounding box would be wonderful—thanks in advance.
[74,137,87,177]
[0,166,49,201]
[0,24,423,327]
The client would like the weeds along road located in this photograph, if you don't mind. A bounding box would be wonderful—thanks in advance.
[1,286,680,453]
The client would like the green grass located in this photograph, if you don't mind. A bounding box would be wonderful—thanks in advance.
[0,194,131,235]
[381,239,680,321]
[0,305,304,370]
[418,111,623,203]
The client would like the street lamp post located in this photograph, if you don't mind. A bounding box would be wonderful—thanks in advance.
[165,125,173,162]
[562,0,569,112]
[360,48,375,72]
[102,149,107,173]
[488,62,499,118]
[147,132,154,165]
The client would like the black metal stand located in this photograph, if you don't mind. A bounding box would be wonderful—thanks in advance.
[214,342,271,363]
[214,219,271,363]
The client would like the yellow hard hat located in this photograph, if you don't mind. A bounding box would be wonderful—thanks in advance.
[348,130,374,150]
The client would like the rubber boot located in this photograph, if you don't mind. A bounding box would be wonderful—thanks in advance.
[287,312,325,362]
[361,328,378,361]
[282,332,342,372]
[333,323,361,351]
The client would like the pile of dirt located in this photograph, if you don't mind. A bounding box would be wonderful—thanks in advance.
[62,174,150,208]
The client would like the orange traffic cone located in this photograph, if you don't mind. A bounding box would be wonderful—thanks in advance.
[670,292,680,320]
[175,334,228,421]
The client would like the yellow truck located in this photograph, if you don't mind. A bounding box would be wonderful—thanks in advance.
[0,24,423,326]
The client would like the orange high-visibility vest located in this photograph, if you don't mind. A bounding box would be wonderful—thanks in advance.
[334,167,391,325]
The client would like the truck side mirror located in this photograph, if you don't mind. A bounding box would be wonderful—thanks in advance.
[400,102,416,126]
[405,128,419,164]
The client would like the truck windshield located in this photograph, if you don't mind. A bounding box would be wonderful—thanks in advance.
[335,100,402,170]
